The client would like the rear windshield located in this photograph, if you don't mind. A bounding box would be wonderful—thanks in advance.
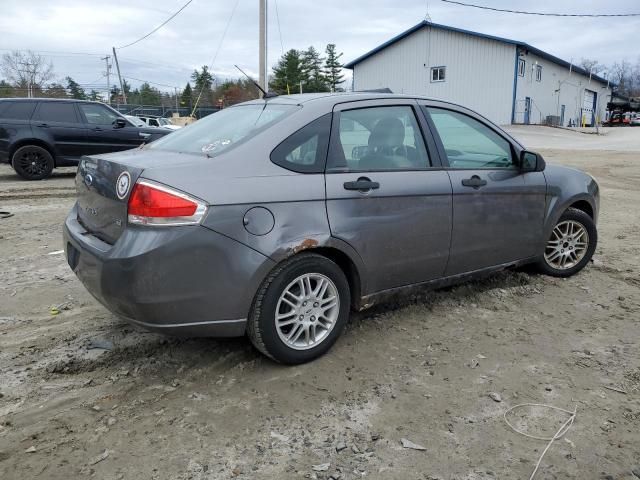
[149,103,299,156]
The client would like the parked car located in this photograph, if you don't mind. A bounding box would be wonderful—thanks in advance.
[124,114,146,127]
[64,93,599,364]
[630,113,640,126]
[0,98,171,180]
[136,115,181,130]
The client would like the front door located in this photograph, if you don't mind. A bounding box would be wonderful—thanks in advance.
[424,106,547,275]
[77,103,146,155]
[524,97,531,124]
[560,104,565,126]
[324,100,452,294]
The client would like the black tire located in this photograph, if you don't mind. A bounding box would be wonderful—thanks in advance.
[536,207,597,278]
[247,253,351,364]
[12,145,54,180]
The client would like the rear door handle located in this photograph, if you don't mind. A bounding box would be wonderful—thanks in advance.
[92,127,103,132]
[36,123,49,128]
[461,175,487,189]
[343,178,380,192]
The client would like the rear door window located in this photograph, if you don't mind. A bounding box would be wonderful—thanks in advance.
[328,105,430,171]
[33,102,79,124]
[270,114,331,173]
[0,102,36,121]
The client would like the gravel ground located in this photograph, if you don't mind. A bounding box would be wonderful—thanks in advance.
[1,126,639,480]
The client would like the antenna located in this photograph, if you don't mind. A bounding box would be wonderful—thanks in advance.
[234,65,278,98]
[424,1,432,22]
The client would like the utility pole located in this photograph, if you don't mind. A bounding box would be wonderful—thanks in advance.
[259,0,268,95]
[18,62,35,98]
[174,87,179,113]
[102,55,112,104]
[112,47,127,104]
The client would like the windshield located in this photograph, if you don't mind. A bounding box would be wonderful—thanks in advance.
[126,115,146,127]
[158,118,171,126]
[149,103,299,155]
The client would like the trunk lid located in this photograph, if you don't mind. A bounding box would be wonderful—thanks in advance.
[75,149,215,244]
[76,155,143,244]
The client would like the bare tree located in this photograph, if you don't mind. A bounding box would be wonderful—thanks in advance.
[578,58,602,75]
[609,60,633,96]
[0,50,55,95]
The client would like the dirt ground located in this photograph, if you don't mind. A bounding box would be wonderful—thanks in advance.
[1,126,639,480]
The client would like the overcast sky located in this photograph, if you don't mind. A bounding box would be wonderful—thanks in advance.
[1,0,638,93]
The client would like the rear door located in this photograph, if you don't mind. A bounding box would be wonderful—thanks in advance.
[422,104,547,275]
[31,101,86,159]
[324,99,452,294]
[77,103,147,155]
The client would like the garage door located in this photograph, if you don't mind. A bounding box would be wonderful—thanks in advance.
[582,89,596,126]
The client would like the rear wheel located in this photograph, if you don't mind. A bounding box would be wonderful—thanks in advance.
[248,253,351,364]
[537,207,597,277]
[12,145,54,180]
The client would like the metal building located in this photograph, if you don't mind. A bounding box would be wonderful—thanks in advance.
[345,21,612,126]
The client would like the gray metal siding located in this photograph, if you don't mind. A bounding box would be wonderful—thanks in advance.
[514,51,612,126]
[353,26,516,124]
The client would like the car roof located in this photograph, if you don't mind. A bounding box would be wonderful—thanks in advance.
[0,97,105,105]
[240,91,473,112]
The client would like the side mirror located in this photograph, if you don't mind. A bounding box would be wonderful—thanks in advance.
[114,118,127,129]
[519,150,546,172]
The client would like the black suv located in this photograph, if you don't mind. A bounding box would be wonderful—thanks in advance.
[0,98,171,180]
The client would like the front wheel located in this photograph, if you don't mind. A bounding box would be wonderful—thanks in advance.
[247,253,351,364]
[12,145,54,180]
[536,207,597,277]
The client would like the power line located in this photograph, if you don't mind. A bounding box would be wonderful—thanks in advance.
[440,0,640,17]
[274,0,285,56]
[0,48,105,57]
[124,76,177,89]
[116,0,195,49]
[191,0,241,115]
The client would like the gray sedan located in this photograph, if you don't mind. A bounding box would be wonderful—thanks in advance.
[63,93,599,364]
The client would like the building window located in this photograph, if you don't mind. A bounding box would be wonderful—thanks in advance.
[535,64,542,82]
[431,66,446,82]
[518,58,525,77]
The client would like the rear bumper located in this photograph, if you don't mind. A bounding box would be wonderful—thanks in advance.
[63,203,275,337]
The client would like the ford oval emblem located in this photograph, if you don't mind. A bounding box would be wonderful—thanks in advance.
[116,171,131,200]
[84,173,93,187]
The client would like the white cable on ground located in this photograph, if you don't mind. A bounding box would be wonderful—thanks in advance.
[503,403,577,480]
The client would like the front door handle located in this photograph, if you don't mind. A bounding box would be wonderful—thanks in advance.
[36,123,49,128]
[344,177,380,192]
[461,175,487,189]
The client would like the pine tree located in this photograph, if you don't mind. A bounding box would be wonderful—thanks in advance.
[191,66,214,105]
[270,49,305,94]
[301,46,328,92]
[0,80,14,98]
[88,89,100,101]
[66,76,86,99]
[324,44,344,92]
[181,82,193,108]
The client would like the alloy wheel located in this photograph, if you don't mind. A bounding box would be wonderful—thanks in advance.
[17,150,48,177]
[275,273,340,350]
[544,220,589,270]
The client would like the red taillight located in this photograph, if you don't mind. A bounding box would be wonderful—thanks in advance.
[127,180,206,226]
